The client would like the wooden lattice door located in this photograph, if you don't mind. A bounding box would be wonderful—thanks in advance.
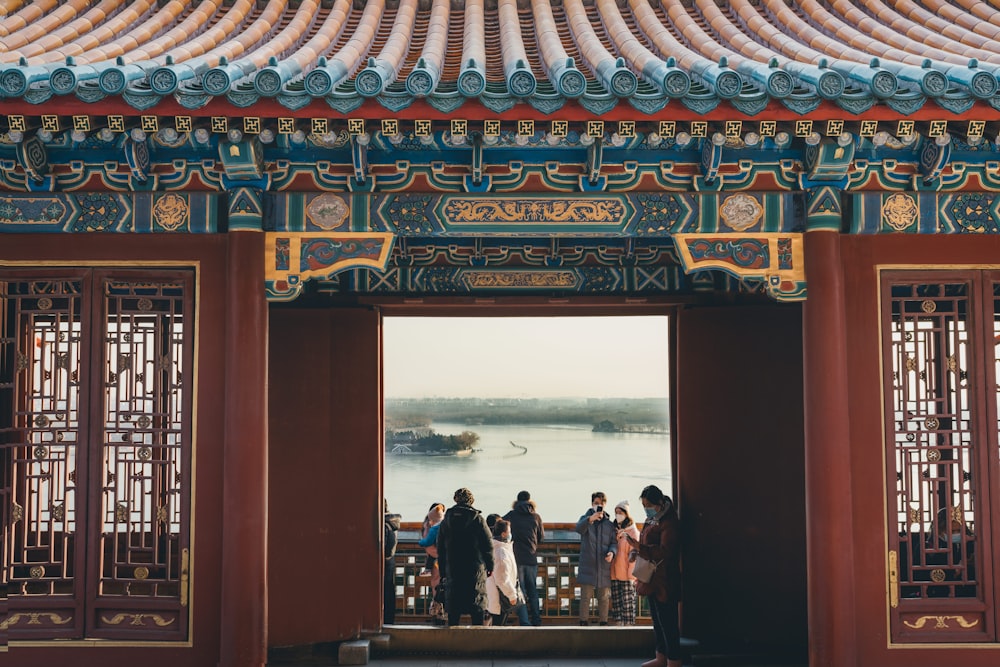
[882,271,1000,643]
[0,270,193,641]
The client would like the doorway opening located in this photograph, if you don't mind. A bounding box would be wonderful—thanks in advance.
[381,314,672,627]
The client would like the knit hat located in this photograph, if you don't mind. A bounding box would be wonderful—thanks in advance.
[427,504,445,525]
[615,500,630,516]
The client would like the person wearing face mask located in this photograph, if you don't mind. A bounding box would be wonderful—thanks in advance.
[575,491,617,626]
[485,519,520,626]
[625,485,681,667]
[610,500,641,626]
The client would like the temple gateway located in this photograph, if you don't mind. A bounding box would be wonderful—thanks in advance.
[2,0,1000,664]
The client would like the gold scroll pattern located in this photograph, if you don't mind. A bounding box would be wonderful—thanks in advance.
[443,198,627,226]
[0,612,72,629]
[101,613,176,627]
[902,615,980,630]
[462,270,577,288]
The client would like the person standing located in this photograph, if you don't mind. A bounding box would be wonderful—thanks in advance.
[626,485,682,667]
[437,487,494,626]
[575,491,617,626]
[383,499,402,625]
[503,489,545,626]
[485,519,520,626]
[610,500,641,625]
[418,502,446,623]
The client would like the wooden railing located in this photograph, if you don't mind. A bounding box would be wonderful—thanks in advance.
[390,522,652,625]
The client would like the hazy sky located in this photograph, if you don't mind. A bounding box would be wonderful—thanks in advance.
[383,316,669,398]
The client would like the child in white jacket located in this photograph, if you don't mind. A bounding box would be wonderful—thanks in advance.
[486,519,520,625]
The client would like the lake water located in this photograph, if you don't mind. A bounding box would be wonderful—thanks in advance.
[385,422,672,524]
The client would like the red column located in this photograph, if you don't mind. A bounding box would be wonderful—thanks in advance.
[220,230,268,667]
[802,230,857,667]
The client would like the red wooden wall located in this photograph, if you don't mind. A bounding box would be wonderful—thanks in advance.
[675,304,808,657]
[267,307,383,647]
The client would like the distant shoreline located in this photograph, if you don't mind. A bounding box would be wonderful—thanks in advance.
[386,396,670,432]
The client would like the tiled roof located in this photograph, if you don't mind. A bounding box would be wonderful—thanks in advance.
[1,0,999,116]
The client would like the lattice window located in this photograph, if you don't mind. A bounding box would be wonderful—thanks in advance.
[0,270,193,642]
[883,273,995,643]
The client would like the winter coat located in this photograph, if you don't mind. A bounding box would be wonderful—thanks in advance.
[437,503,494,615]
[384,513,401,560]
[503,501,545,566]
[575,509,618,588]
[419,523,443,590]
[486,538,519,615]
[634,507,681,603]
[611,522,641,581]
[419,523,441,556]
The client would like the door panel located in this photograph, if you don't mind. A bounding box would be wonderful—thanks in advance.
[0,270,193,641]
[0,275,90,639]
[87,274,192,640]
[884,273,995,642]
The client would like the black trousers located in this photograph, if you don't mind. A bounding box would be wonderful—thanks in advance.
[448,606,485,626]
[383,558,396,624]
[648,595,681,660]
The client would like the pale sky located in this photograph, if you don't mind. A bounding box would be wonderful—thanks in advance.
[382,316,669,398]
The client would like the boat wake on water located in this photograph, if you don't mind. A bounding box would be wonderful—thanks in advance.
[483,441,529,460]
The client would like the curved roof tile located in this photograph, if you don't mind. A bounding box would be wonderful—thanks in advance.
[2,0,1000,115]
[405,0,449,96]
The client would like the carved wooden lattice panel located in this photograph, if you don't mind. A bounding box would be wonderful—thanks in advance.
[88,275,192,640]
[0,275,88,640]
[0,271,193,642]
[883,273,996,643]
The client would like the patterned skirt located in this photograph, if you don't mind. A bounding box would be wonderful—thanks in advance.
[610,579,637,625]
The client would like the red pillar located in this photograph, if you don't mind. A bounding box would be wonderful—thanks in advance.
[803,229,857,667]
[220,229,268,667]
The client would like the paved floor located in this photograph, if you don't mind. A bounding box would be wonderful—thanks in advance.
[367,660,659,666]
[366,660,802,667]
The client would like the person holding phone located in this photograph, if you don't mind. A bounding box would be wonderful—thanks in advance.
[575,491,617,626]
[625,485,682,667]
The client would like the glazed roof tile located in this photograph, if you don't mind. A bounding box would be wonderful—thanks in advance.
[2,0,1000,115]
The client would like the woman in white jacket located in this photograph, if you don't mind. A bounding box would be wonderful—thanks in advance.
[486,519,520,626]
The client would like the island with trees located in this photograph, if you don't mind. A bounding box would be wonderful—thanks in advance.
[386,428,481,456]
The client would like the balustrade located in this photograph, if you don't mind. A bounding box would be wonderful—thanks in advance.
[389,523,651,625]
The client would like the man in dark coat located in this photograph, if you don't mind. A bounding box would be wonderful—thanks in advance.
[575,491,617,625]
[437,487,494,626]
[383,499,401,624]
[503,490,545,626]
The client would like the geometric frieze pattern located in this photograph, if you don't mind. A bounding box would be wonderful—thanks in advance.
[0,193,217,233]
[673,233,806,302]
[2,191,801,237]
[851,192,1000,234]
[290,239,755,300]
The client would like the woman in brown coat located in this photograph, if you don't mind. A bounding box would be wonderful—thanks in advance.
[626,485,681,667]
